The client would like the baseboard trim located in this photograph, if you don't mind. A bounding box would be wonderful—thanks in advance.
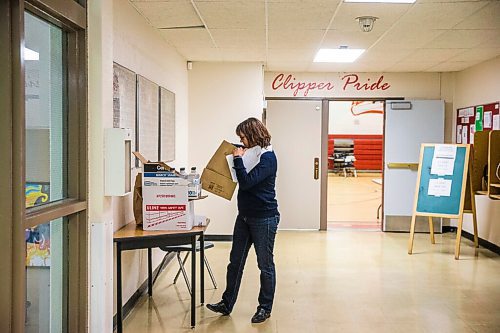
[461,230,500,255]
[442,226,500,255]
[205,235,233,242]
[113,252,175,331]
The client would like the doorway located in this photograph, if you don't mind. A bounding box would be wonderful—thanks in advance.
[327,101,384,231]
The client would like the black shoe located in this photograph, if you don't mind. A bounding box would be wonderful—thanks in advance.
[206,301,230,315]
[251,308,271,323]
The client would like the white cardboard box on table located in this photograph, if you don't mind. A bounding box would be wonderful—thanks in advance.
[142,171,194,231]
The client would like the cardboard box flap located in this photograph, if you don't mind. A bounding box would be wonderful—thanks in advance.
[133,151,172,171]
[206,140,236,178]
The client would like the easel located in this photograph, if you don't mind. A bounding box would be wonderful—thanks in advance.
[408,144,478,260]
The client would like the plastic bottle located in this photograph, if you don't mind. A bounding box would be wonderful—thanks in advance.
[188,167,201,198]
[179,167,188,179]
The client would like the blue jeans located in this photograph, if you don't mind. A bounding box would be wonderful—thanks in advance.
[222,214,279,313]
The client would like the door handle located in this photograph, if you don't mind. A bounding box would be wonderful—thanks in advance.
[314,158,319,179]
[387,162,419,170]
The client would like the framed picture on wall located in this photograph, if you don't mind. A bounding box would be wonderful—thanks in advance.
[137,75,159,162]
[113,63,136,167]
[160,87,175,162]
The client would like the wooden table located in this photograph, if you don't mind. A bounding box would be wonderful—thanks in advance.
[113,222,209,331]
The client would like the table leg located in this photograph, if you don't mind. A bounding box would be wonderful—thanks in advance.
[200,233,205,304]
[148,247,153,297]
[116,243,123,333]
[191,236,196,327]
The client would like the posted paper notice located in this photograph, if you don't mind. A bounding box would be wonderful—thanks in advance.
[428,178,452,197]
[493,114,500,130]
[434,144,457,159]
[484,111,492,129]
[431,157,455,176]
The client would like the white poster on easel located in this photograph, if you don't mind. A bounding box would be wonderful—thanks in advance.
[428,178,452,197]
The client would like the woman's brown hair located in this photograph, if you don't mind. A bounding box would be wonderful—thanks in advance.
[236,117,271,148]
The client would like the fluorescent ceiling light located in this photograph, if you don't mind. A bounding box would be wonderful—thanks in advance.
[345,0,416,3]
[24,47,39,61]
[314,49,365,63]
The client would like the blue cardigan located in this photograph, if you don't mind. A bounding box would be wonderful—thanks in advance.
[233,151,279,218]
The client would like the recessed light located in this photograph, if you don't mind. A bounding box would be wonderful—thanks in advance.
[24,47,39,61]
[345,0,416,3]
[314,48,365,63]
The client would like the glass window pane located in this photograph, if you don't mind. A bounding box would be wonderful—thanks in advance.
[25,12,67,208]
[25,218,68,333]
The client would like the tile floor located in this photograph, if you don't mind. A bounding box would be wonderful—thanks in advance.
[123,230,500,333]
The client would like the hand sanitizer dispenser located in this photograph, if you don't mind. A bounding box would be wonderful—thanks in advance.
[105,128,132,196]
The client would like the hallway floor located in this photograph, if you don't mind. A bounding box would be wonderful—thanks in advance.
[122,230,500,333]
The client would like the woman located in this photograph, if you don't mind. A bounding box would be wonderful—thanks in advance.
[207,117,280,324]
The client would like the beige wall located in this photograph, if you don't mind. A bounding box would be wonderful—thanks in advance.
[89,0,189,330]
[188,62,264,235]
[452,56,500,246]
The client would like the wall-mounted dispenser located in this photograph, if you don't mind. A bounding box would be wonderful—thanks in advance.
[105,128,132,196]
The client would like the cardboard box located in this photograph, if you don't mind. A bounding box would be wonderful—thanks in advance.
[201,141,237,200]
[142,171,194,230]
[133,152,193,230]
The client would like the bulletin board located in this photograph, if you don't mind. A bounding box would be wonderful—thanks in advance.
[160,87,176,162]
[137,75,159,161]
[415,145,469,216]
[113,63,136,168]
[456,102,499,144]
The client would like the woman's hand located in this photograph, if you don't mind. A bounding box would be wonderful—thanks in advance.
[233,147,246,157]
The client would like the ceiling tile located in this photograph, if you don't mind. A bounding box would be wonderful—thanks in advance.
[454,1,500,30]
[266,61,311,72]
[268,1,337,30]
[267,49,317,62]
[132,1,202,28]
[386,62,438,72]
[447,48,500,62]
[405,48,467,62]
[195,1,265,29]
[375,28,445,49]
[475,31,500,48]
[220,48,266,62]
[425,61,476,72]
[401,2,488,30]
[424,29,499,49]
[363,47,415,63]
[322,30,383,49]
[268,29,325,49]
[159,28,214,48]
[175,47,222,61]
[210,29,265,48]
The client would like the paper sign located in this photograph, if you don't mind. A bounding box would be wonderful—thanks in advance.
[458,109,466,117]
[475,106,484,131]
[434,144,457,159]
[493,114,500,130]
[431,158,455,176]
[484,111,492,129]
[470,125,475,144]
[428,178,452,197]
[456,125,462,143]
[462,126,468,144]
[461,117,469,124]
